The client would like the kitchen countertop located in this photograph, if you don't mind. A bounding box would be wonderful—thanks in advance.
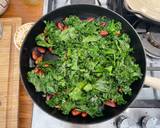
[2,0,43,23]
[1,0,43,128]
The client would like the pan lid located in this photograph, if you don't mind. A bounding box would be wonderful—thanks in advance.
[124,0,160,23]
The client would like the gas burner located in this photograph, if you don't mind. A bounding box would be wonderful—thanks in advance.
[140,33,160,59]
[134,22,160,58]
[142,31,160,58]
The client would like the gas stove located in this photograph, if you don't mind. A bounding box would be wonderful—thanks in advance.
[32,0,160,128]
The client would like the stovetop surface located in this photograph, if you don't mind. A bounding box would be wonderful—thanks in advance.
[32,0,160,127]
[42,0,160,101]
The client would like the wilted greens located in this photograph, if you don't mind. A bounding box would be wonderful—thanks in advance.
[28,16,141,118]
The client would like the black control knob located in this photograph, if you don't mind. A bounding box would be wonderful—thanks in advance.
[142,116,160,128]
[117,115,139,128]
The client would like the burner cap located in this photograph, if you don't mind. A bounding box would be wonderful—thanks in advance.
[147,32,160,49]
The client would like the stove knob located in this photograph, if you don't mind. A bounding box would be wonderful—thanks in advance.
[116,115,139,128]
[142,116,160,128]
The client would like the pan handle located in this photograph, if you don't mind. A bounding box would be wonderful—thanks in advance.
[144,76,160,90]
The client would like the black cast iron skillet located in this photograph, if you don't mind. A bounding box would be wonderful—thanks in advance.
[20,4,146,124]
